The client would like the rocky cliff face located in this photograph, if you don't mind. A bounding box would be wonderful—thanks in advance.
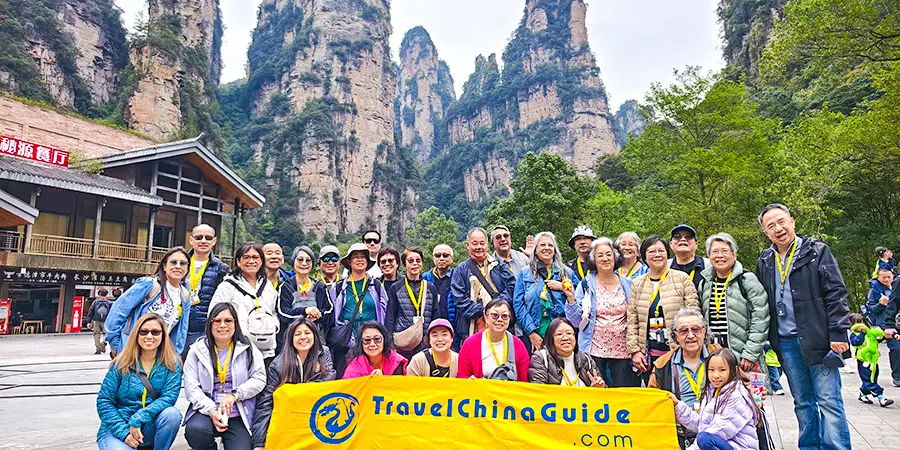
[613,99,646,145]
[242,0,417,240]
[398,26,456,165]
[125,0,223,141]
[0,0,128,110]
[719,0,787,79]
[429,0,618,207]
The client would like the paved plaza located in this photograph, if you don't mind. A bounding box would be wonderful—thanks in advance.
[0,333,897,449]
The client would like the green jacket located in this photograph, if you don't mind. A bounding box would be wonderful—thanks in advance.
[699,261,771,367]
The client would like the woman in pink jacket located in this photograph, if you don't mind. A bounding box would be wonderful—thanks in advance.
[457,299,530,381]
[342,321,408,378]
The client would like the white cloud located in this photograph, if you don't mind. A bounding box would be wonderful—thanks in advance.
[114,0,724,109]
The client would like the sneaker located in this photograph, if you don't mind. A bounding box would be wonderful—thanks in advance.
[859,393,874,404]
[94,350,101,355]
[878,395,894,407]
[892,379,900,387]
[774,389,785,396]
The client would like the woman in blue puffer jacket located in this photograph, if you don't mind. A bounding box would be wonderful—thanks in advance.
[96,313,183,450]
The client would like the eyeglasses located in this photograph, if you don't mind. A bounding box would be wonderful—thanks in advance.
[364,238,381,245]
[362,336,384,345]
[489,312,510,321]
[138,329,163,337]
[167,260,189,267]
[709,249,732,256]
[676,326,704,337]
[493,233,510,240]
[433,253,451,258]
[406,258,422,265]
[240,254,261,261]
[646,249,668,256]
[553,331,576,339]
[672,234,694,242]
[379,258,396,266]
[212,318,234,326]
[192,235,215,241]
[321,256,339,263]
[295,258,312,265]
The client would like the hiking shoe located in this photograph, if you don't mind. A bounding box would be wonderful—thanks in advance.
[774,389,785,396]
[878,395,894,407]
[859,393,874,404]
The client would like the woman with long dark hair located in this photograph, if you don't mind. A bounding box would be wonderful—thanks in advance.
[342,321,408,378]
[210,242,280,363]
[251,318,335,449]
[527,318,605,387]
[96,313,182,449]
[105,247,193,358]
[182,303,266,449]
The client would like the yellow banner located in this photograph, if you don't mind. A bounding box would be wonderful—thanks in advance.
[267,377,679,449]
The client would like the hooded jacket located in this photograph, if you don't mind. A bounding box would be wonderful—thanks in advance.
[342,350,408,378]
[674,380,761,450]
[96,357,182,442]
[104,277,192,355]
[755,236,851,366]
[865,278,891,327]
[182,338,266,433]
[209,274,280,358]
[513,266,576,337]
[698,261,770,367]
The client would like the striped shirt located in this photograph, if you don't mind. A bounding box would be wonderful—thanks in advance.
[708,276,729,347]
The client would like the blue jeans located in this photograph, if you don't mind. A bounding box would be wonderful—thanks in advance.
[768,365,784,391]
[696,432,732,450]
[779,337,852,450]
[97,406,181,450]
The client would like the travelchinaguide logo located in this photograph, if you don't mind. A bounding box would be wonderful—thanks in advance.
[310,393,359,444]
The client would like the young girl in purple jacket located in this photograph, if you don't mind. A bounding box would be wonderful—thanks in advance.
[669,348,761,450]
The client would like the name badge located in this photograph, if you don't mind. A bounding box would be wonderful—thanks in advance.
[693,402,701,412]
[214,390,227,405]
[413,316,422,324]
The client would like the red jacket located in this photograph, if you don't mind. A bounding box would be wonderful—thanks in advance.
[456,331,529,381]
[342,350,408,378]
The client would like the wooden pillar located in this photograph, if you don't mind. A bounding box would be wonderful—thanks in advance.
[92,197,106,258]
[231,200,240,258]
[23,187,39,253]
[147,207,157,262]
[197,172,204,225]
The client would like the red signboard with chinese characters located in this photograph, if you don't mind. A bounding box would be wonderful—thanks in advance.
[0,135,69,167]
[0,298,9,335]
[71,296,83,332]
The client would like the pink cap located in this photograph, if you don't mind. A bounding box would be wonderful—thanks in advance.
[427,318,454,336]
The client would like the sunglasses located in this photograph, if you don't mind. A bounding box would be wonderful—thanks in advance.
[295,258,312,265]
[167,260,189,267]
[192,235,215,241]
[406,258,423,265]
[364,238,381,245]
[433,253,451,258]
[362,336,384,345]
[379,258,396,266]
[489,312,510,321]
[321,256,339,263]
[676,326,704,337]
[138,329,163,337]
[212,318,234,325]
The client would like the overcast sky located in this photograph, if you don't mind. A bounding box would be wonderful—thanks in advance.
[115,0,723,109]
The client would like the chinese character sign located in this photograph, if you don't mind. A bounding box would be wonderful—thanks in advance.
[0,136,69,167]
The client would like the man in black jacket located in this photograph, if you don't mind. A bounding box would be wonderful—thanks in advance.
[755,203,851,450]
[183,224,230,358]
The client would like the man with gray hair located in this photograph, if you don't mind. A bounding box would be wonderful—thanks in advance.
[755,203,851,450]
[423,244,455,322]
[648,307,717,448]
[450,227,515,348]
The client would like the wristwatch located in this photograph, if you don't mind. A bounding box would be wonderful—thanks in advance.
[229,389,239,400]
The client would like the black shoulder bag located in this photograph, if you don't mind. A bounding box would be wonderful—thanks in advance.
[326,280,361,352]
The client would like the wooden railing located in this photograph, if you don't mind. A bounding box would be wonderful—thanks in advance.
[150,247,169,263]
[30,234,93,258]
[98,240,147,262]
[0,230,23,252]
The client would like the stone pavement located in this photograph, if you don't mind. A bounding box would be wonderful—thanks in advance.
[1,333,898,449]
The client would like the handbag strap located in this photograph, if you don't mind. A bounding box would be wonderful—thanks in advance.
[226,278,268,310]
[137,371,160,401]
[340,279,362,326]
[467,260,499,299]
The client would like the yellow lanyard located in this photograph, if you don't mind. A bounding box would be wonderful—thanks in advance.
[140,359,155,408]
[540,266,553,300]
[350,275,368,313]
[620,262,639,278]
[776,239,798,284]
[431,350,450,378]
[432,268,441,278]
[689,267,696,282]
[650,269,670,315]
[298,277,311,295]
[683,362,705,399]
[576,259,587,279]
[713,272,733,318]
[484,331,508,366]
[189,256,209,293]
[405,277,426,315]
[216,343,234,391]
[561,364,579,386]
[273,278,279,290]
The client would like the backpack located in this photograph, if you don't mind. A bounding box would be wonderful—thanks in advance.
[226,279,279,352]
[95,301,110,322]
[486,331,518,381]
